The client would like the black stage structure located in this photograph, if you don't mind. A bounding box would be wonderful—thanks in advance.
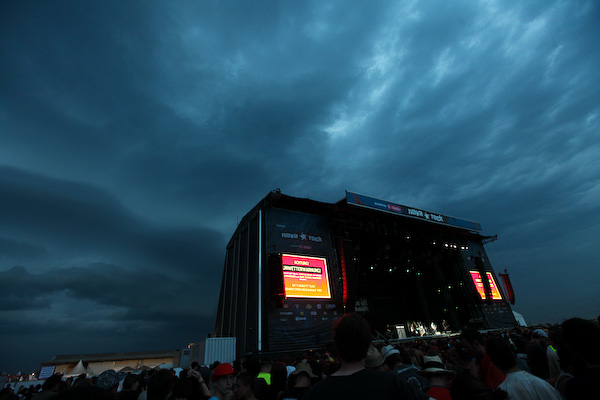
[214,190,517,356]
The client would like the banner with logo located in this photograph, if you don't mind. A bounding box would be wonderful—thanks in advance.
[265,208,331,256]
[346,191,482,232]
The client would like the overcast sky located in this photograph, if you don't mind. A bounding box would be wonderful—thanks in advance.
[1,0,599,373]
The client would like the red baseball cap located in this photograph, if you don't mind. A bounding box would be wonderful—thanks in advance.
[212,363,235,381]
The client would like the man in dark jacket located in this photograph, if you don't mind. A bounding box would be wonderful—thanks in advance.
[304,313,428,400]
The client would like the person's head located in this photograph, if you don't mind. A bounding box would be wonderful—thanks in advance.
[171,375,192,400]
[233,359,242,373]
[307,358,323,379]
[147,370,173,400]
[242,358,261,377]
[531,329,548,344]
[461,328,486,359]
[547,328,561,346]
[212,363,235,396]
[561,317,600,371]
[511,334,527,354]
[485,337,516,372]
[399,347,412,365]
[259,359,271,373]
[270,362,287,390]
[419,354,455,385]
[233,372,255,400]
[365,345,386,370]
[289,362,316,387]
[122,374,140,391]
[381,345,400,369]
[42,374,63,392]
[333,313,372,362]
[190,361,200,371]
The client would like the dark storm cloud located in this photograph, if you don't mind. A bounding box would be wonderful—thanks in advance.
[0,263,216,317]
[0,0,599,373]
[0,166,225,273]
[1,0,386,224]
[0,237,47,262]
[0,263,216,367]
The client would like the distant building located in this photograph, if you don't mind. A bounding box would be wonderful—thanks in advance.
[215,190,516,356]
[40,350,182,376]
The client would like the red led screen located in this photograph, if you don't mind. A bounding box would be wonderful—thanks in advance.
[470,271,503,300]
[282,254,331,299]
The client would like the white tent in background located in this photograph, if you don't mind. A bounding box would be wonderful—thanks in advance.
[66,360,88,376]
[513,310,527,327]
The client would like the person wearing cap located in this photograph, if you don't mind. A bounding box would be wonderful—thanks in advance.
[525,328,550,380]
[304,313,428,400]
[381,344,429,393]
[280,361,317,400]
[210,363,236,400]
[365,345,389,372]
[418,354,456,400]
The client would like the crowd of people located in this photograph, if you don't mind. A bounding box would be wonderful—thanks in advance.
[1,314,598,400]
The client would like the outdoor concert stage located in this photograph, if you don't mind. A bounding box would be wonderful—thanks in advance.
[214,190,517,356]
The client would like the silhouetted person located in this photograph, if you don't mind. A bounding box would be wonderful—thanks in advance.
[525,329,550,379]
[485,336,561,400]
[304,313,428,400]
[382,345,429,393]
[233,372,258,400]
[561,317,600,399]
[32,374,62,400]
[118,374,141,400]
[460,329,505,389]
[147,370,173,400]
[280,362,316,400]
[210,363,235,400]
[417,354,455,400]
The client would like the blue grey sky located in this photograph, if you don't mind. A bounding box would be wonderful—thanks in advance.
[1,0,599,373]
